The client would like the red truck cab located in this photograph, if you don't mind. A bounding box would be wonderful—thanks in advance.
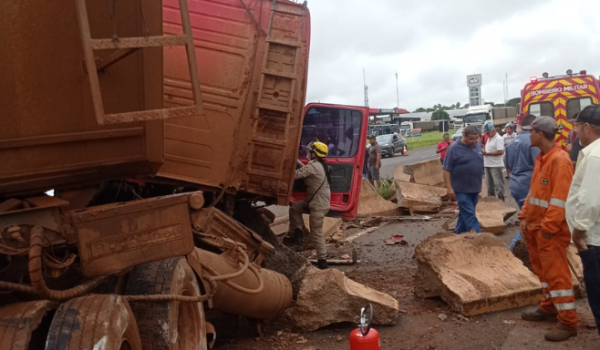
[292,103,370,219]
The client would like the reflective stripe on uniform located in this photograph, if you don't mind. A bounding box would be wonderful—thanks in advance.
[541,282,549,288]
[548,289,574,298]
[529,197,549,208]
[555,302,576,311]
[549,198,566,208]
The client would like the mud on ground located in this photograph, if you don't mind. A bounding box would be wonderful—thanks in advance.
[215,217,598,350]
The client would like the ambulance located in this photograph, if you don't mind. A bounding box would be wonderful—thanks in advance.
[520,69,600,147]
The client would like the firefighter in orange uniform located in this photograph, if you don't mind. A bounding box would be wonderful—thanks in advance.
[518,117,577,341]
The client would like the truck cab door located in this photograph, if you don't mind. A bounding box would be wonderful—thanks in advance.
[291,103,370,219]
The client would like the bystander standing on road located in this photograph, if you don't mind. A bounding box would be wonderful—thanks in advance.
[566,123,585,169]
[436,133,452,165]
[518,117,576,342]
[503,123,517,147]
[483,122,505,201]
[566,105,600,335]
[506,115,540,251]
[366,135,382,189]
[442,125,483,234]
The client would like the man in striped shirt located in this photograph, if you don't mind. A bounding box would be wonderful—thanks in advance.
[518,117,577,342]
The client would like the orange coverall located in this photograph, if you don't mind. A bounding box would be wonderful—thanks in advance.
[518,145,577,329]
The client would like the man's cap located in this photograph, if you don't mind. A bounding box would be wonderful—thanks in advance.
[483,122,495,133]
[367,134,377,139]
[530,116,559,134]
[520,114,536,130]
[568,105,600,125]
[505,122,514,129]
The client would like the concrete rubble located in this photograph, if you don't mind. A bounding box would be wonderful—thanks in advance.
[401,158,445,186]
[443,197,517,234]
[414,232,542,316]
[357,179,400,217]
[394,163,447,213]
[269,212,342,240]
[288,267,400,331]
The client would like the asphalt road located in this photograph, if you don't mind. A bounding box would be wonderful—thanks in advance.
[379,145,439,178]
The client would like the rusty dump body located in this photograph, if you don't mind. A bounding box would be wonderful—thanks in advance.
[0,0,311,206]
[0,1,310,348]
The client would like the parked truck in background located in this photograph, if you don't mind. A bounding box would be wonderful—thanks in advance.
[520,69,600,148]
[400,120,438,133]
[0,1,370,349]
[463,105,517,133]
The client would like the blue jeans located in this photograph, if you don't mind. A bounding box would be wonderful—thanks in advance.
[509,197,526,251]
[455,192,480,234]
[580,245,600,334]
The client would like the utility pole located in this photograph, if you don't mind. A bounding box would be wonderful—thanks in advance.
[363,68,369,108]
[504,72,509,104]
[395,72,400,108]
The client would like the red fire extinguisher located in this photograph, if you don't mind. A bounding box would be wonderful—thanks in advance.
[349,303,380,350]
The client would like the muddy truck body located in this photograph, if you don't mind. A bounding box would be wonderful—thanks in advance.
[0,1,339,349]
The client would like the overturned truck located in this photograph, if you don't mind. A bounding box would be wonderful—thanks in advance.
[0,0,317,349]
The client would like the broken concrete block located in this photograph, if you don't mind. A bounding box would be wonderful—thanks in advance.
[288,267,399,331]
[402,159,444,186]
[303,215,342,238]
[357,179,399,217]
[395,181,443,213]
[394,166,412,183]
[445,198,517,234]
[476,197,517,234]
[414,232,542,316]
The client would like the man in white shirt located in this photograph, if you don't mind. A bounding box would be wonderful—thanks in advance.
[503,123,517,147]
[566,105,600,335]
[483,122,505,201]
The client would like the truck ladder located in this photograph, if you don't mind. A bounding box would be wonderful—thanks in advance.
[74,0,204,125]
[246,0,308,199]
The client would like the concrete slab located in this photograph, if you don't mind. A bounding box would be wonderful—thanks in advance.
[288,267,400,331]
[357,179,400,217]
[414,232,542,316]
[402,159,444,186]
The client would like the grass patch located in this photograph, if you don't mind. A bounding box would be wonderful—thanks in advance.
[404,131,448,150]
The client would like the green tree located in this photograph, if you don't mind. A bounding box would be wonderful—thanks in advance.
[506,97,521,108]
[456,102,461,109]
[413,107,427,113]
[426,108,435,112]
[463,103,470,109]
[432,109,450,120]
[484,102,496,106]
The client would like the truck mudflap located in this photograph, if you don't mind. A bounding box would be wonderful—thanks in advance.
[68,193,195,277]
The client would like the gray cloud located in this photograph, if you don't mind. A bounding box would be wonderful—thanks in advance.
[305,0,600,111]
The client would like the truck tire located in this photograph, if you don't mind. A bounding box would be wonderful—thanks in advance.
[45,295,142,350]
[0,300,57,350]
[125,257,206,350]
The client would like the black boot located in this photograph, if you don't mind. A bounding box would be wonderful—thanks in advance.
[284,227,304,246]
[317,259,328,270]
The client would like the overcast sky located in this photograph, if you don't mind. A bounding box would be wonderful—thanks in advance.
[304,0,600,112]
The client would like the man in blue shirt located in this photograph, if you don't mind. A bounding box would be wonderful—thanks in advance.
[443,125,484,234]
[506,114,540,250]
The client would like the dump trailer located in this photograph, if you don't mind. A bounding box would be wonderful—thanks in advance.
[0,1,320,349]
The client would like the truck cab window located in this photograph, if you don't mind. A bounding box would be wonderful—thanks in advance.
[529,102,554,117]
[566,97,593,119]
[300,108,362,158]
